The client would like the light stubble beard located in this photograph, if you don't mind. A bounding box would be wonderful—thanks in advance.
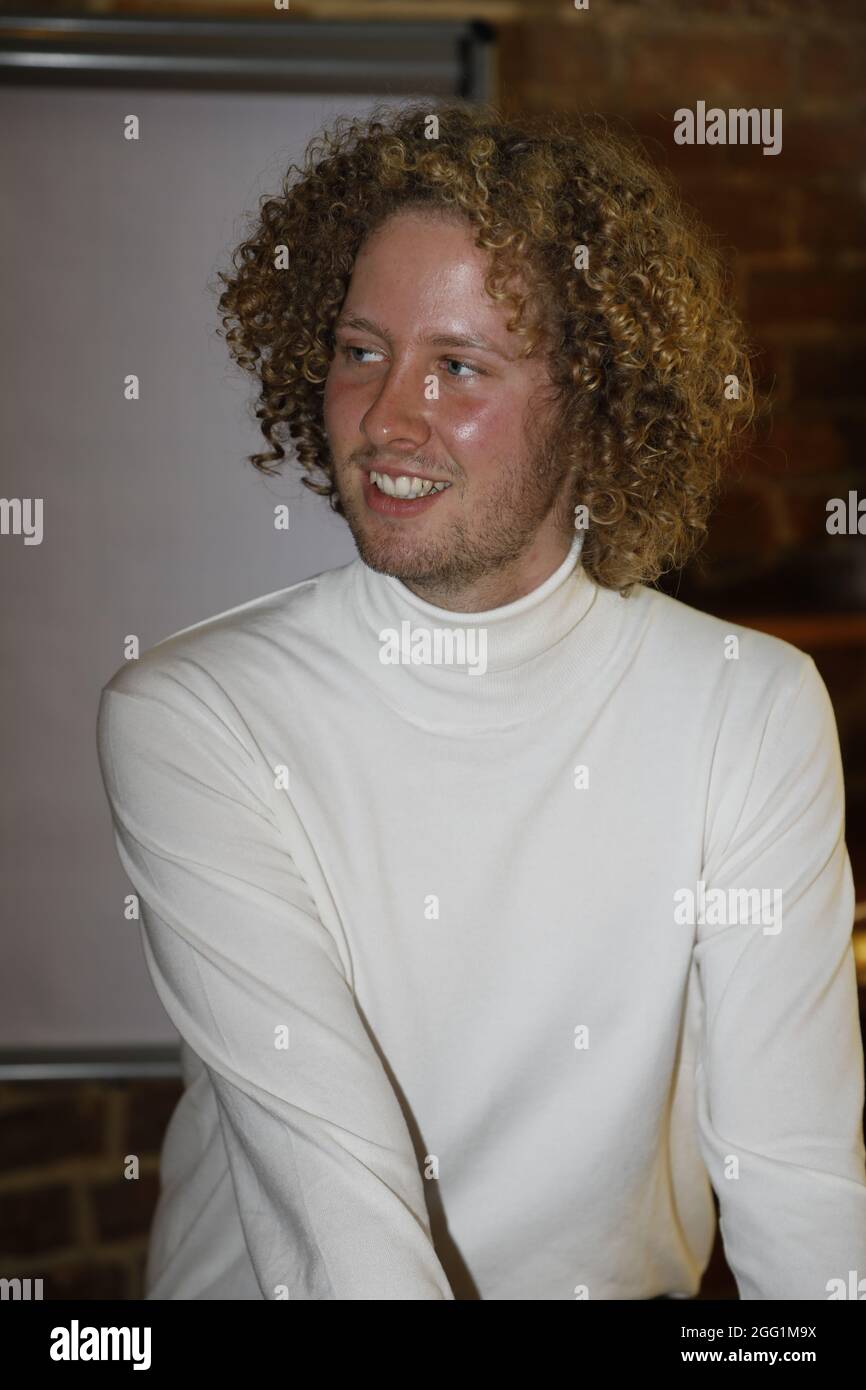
[328,402,578,602]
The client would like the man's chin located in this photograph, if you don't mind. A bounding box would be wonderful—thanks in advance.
[352,527,437,583]
[338,482,481,590]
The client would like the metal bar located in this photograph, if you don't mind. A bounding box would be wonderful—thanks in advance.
[0,1047,182,1081]
[0,16,494,99]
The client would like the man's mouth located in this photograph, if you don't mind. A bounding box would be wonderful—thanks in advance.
[369,469,452,500]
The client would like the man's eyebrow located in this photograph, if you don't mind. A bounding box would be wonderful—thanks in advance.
[333,314,513,360]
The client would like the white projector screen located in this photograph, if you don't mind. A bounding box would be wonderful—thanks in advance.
[0,21,489,1059]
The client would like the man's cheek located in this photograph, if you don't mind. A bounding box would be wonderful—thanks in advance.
[448,395,502,448]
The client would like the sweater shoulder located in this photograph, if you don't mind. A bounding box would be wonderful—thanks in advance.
[99,559,357,708]
[629,581,818,707]
[623,586,837,828]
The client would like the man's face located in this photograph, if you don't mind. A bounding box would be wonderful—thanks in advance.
[323,208,575,607]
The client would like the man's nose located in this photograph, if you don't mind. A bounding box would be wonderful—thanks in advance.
[361,362,432,451]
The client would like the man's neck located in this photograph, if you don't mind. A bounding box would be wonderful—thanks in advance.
[402,533,575,614]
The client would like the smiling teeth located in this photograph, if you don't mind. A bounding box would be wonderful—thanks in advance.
[370,471,451,499]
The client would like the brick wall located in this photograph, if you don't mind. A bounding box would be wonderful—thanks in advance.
[0,1080,176,1299]
[496,3,866,611]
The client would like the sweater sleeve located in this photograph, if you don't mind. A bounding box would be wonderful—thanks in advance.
[96,667,454,1301]
[695,653,866,1300]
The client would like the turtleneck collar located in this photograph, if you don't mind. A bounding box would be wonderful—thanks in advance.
[379,531,587,671]
[348,530,626,732]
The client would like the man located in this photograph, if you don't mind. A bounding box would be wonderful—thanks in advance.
[96,102,866,1300]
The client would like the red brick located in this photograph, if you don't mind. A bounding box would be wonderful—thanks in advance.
[784,486,856,547]
[700,475,789,571]
[749,340,789,404]
[0,1185,73,1257]
[833,417,866,470]
[747,267,866,325]
[624,36,791,107]
[0,1090,105,1175]
[774,119,866,176]
[500,25,613,112]
[90,1171,160,1243]
[800,37,865,105]
[128,1248,149,1300]
[795,185,866,254]
[125,1080,182,1153]
[791,341,866,403]
[661,0,866,17]
[43,1261,130,1300]
[751,419,846,475]
[681,180,789,252]
[659,0,815,13]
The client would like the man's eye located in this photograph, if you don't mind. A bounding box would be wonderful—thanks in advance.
[443,358,482,379]
[341,345,382,364]
[337,345,485,379]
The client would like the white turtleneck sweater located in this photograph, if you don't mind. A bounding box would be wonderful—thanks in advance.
[96,533,866,1301]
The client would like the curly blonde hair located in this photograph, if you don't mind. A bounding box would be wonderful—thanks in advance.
[216,100,755,593]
